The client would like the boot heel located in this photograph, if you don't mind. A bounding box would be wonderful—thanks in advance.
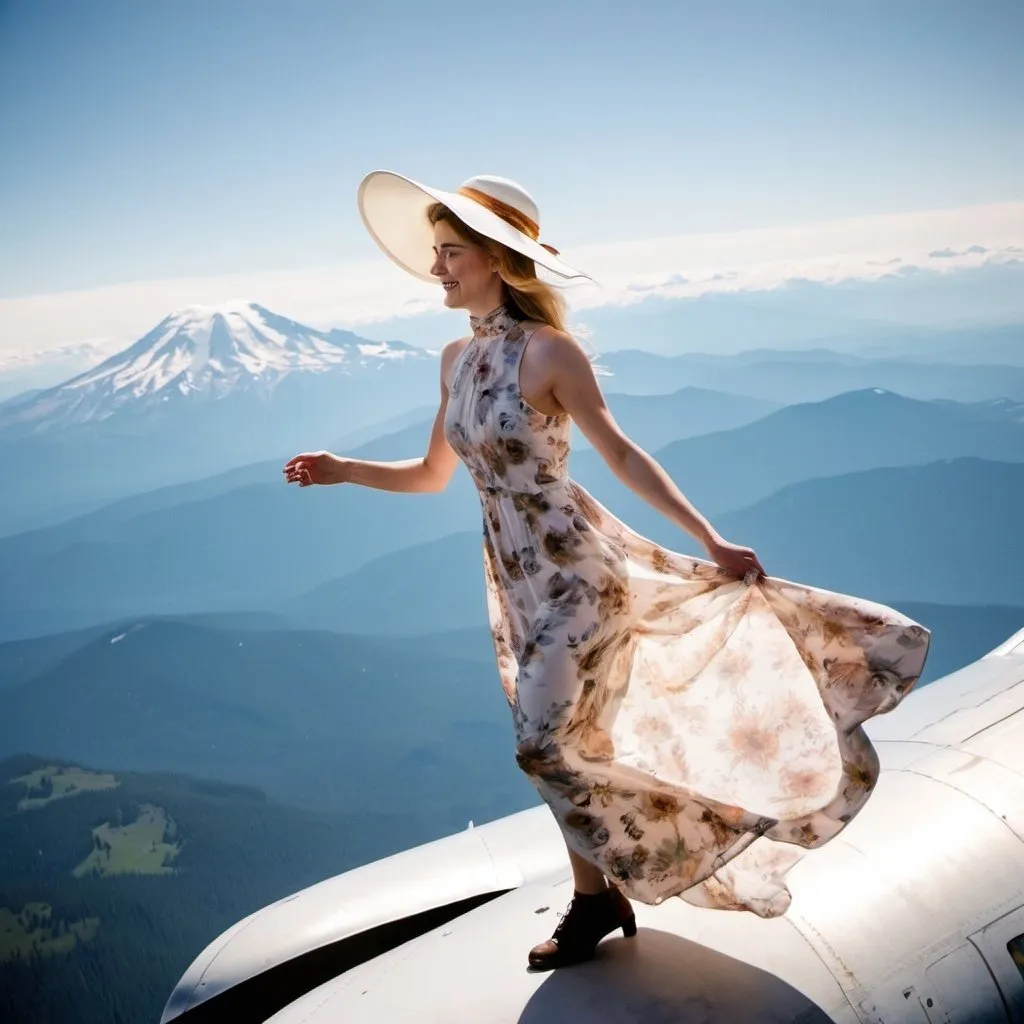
[622,915,637,938]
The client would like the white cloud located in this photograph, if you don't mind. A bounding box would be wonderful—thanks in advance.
[1,200,1022,370]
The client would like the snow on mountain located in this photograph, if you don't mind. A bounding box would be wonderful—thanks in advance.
[0,301,432,432]
[974,397,1024,424]
[932,396,1024,425]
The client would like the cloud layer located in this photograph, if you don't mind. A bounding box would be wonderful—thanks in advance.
[1,200,1022,371]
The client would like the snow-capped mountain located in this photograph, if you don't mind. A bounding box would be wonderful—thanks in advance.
[0,301,443,536]
[0,301,431,433]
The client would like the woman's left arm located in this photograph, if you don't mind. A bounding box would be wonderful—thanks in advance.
[543,330,765,577]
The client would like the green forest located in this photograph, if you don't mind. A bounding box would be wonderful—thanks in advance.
[0,753,480,1024]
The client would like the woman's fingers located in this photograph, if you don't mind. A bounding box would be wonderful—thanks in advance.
[283,459,313,485]
[707,537,765,579]
[731,546,764,579]
[286,460,317,487]
[283,452,316,471]
[283,454,316,485]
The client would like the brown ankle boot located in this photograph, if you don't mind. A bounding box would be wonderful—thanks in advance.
[528,886,637,970]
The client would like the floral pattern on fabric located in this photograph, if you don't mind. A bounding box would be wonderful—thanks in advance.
[443,305,930,918]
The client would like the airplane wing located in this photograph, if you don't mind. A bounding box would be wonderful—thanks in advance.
[163,627,1024,1023]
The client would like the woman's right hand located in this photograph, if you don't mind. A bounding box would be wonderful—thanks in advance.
[282,451,348,487]
[704,534,765,581]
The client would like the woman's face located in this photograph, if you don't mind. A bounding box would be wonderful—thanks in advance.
[430,219,496,310]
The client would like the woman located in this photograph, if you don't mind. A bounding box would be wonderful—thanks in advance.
[284,173,929,970]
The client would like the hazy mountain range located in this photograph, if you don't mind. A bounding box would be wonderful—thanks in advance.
[0,620,534,823]
[2,381,1021,642]
[595,345,1024,402]
[282,457,1023,633]
[3,299,1023,538]
[350,262,1024,356]
[561,387,1024,545]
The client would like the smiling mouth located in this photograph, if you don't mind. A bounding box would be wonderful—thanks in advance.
[442,282,459,291]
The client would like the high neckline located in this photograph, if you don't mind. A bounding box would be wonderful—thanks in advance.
[469,304,517,339]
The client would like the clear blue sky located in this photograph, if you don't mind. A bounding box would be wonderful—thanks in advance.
[1,0,1021,297]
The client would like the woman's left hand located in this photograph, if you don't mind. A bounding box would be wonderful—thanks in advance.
[705,535,766,581]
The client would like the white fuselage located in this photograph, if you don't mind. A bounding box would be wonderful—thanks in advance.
[163,628,1024,1023]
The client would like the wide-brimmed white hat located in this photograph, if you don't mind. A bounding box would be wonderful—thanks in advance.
[357,171,592,284]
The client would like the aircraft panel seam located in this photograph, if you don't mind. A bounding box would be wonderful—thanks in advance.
[781,911,863,1017]
[960,706,1024,745]
[897,766,1024,845]
[903,672,1024,739]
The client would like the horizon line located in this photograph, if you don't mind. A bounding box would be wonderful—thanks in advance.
[1,198,1023,370]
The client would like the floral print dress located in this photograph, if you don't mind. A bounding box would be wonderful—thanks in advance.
[443,305,930,918]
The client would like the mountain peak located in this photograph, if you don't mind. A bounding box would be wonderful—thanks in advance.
[0,302,430,433]
[163,300,266,330]
[168,299,258,317]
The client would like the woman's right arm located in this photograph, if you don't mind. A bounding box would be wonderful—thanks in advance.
[287,339,466,494]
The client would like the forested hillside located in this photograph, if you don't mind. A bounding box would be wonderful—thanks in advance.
[0,755,426,1024]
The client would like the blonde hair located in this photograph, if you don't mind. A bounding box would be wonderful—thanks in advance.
[426,203,568,333]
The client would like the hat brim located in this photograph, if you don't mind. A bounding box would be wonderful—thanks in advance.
[357,170,593,285]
